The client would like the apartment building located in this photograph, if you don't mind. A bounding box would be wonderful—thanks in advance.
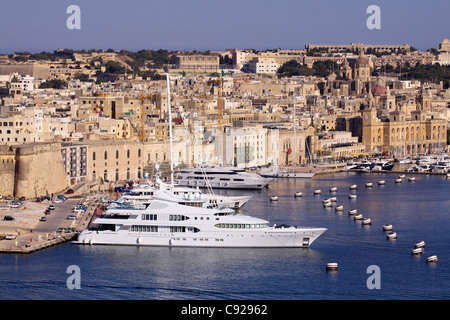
[248,58,279,74]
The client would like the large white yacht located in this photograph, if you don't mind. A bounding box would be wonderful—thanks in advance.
[74,198,326,248]
[174,165,275,190]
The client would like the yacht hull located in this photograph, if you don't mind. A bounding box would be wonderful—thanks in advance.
[74,227,327,248]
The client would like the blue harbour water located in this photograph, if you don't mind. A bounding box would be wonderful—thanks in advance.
[1,172,449,300]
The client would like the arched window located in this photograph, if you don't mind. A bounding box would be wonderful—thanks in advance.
[104,151,108,160]
[127,149,130,158]
[116,150,119,159]
[93,152,96,161]
[138,149,141,157]
[126,168,130,180]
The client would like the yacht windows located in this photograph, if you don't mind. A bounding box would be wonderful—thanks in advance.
[179,202,203,207]
[142,214,157,220]
[169,214,190,221]
[170,226,186,233]
[215,223,268,229]
[130,225,158,232]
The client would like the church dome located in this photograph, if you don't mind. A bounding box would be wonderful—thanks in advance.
[372,78,386,95]
[372,85,386,95]
[355,55,370,67]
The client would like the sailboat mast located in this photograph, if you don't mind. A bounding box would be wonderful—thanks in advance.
[166,74,174,189]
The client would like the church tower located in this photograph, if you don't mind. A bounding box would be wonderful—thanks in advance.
[354,51,371,82]
[340,59,352,80]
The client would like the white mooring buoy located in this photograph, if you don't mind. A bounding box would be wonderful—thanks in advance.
[326,262,338,271]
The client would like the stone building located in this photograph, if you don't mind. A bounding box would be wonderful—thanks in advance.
[0,143,68,198]
[361,107,447,156]
[176,55,219,72]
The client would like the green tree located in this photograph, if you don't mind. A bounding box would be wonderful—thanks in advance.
[39,79,67,89]
[278,60,313,77]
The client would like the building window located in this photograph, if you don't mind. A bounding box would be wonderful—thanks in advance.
[116,150,119,159]
[93,152,96,161]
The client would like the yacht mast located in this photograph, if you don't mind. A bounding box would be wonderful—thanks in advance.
[166,73,174,189]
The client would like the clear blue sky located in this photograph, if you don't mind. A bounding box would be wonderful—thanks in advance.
[0,0,448,53]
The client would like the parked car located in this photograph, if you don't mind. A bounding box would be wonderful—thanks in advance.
[39,216,47,221]
[54,199,64,204]
[9,201,22,208]
[57,195,67,201]
[5,234,16,240]
[66,189,74,194]
[48,204,55,210]
[44,209,51,215]
[66,215,77,220]
[3,215,15,221]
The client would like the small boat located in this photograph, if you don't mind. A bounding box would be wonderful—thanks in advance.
[326,262,338,271]
[415,240,426,248]
[348,194,357,199]
[408,177,416,181]
[373,160,395,171]
[447,173,450,178]
[365,182,373,188]
[354,214,363,220]
[314,189,322,195]
[348,209,357,215]
[335,205,344,211]
[383,224,393,231]
[398,174,406,179]
[294,192,303,198]
[378,180,386,185]
[386,232,397,239]
[329,187,337,193]
[329,197,337,202]
[323,201,332,208]
[270,196,278,201]
[362,218,371,225]
[349,184,357,190]
[395,178,403,183]
[426,255,438,263]
[411,247,423,255]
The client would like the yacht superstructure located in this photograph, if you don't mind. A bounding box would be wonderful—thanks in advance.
[118,182,252,209]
